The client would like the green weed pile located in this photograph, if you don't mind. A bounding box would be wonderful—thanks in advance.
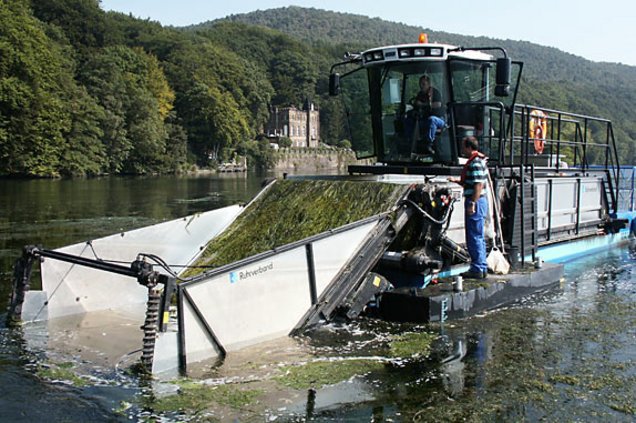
[182,179,407,277]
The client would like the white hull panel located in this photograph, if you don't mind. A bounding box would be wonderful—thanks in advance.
[23,205,243,321]
[180,221,379,367]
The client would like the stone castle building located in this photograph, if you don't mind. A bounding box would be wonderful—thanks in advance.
[265,103,320,148]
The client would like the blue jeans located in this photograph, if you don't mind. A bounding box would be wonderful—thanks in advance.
[404,114,445,145]
[465,196,488,273]
[422,115,445,144]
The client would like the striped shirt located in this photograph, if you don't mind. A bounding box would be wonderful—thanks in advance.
[463,155,488,198]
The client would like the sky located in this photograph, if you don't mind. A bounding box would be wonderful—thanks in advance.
[100,0,636,66]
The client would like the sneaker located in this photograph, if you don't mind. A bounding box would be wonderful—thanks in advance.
[423,144,435,155]
[460,270,487,280]
[410,153,434,163]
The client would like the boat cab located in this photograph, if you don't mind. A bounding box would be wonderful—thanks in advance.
[329,36,518,172]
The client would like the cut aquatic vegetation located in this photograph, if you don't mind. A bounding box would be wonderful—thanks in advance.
[36,362,89,387]
[147,380,263,414]
[276,359,385,390]
[182,179,406,277]
[388,331,437,360]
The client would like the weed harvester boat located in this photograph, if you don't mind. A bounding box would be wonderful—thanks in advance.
[8,36,634,375]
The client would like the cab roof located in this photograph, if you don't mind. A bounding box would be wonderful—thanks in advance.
[360,43,494,66]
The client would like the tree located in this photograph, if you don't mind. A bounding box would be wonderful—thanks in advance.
[269,49,318,107]
[59,85,107,176]
[0,0,71,176]
[80,45,177,173]
[30,0,106,51]
[278,137,292,148]
[179,81,250,164]
[164,116,189,172]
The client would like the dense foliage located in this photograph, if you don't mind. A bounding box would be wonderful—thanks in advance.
[0,0,279,176]
[1,2,633,177]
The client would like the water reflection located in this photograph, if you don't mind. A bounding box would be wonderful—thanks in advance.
[439,335,467,398]
[288,247,634,421]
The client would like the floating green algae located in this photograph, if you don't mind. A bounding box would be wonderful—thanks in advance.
[182,179,407,277]
[148,380,263,413]
[276,359,385,390]
[388,331,437,359]
[36,362,89,387]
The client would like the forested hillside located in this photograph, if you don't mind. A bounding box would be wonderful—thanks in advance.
[1,2,633,177]
[1,0,303,176]
[212,6,636,163]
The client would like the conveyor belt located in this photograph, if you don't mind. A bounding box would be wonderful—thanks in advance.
[292,193,415,332]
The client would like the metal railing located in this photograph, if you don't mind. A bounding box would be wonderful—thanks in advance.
[448,101,622,213]
[508,104,620,213]
[617,166,636,212]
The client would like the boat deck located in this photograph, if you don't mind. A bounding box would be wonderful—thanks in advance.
[378,262,564,323]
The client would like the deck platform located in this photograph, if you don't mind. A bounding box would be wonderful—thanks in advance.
[378,262,564,323]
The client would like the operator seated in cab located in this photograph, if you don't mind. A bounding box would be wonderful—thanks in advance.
[405,75,445,156]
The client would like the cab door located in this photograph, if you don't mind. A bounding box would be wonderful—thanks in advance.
[337,67,375,159]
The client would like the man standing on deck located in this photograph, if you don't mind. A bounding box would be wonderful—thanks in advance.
[451,136,488,279]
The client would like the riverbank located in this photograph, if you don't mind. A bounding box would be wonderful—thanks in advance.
[210,147,358,174]
[273,147,358,173]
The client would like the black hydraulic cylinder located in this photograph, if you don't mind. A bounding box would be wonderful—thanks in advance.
[438,234,471,263]
[379,249,443,273]
[158,275,177,332]
[23,246,161,287]
[34,247,140,278]
[7,247,36,324]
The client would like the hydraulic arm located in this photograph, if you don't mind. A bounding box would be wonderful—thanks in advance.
[7,245,176,370]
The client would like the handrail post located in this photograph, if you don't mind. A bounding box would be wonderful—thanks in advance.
[519,167,525,265]
[556,113,562,171]
[523,107,529,166]
[605,123,610,170]
[576,178,581,235]
[531,164,536,262]
[629,167,636,211]
[573,124,580,168]
[547,179,553,241]
[509,106,516,165]
[548,113,554,167]
[609,123,620,214]
[582,119,588,172]
[498,105,505,164]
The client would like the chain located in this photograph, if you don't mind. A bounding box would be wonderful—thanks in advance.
[140,286,161,371]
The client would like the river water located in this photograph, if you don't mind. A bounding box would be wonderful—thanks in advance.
[0,174,634,422]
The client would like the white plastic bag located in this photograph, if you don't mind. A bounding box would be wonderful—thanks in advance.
[485,182,496,240]
[487,247,510,274]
